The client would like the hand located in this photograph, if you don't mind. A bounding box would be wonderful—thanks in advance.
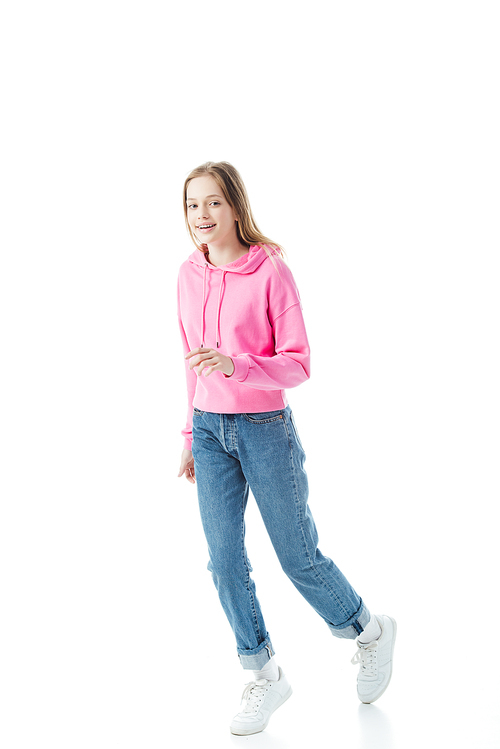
[185,347,235,377]
[178,449,195,484]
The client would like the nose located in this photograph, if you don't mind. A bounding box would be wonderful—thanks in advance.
[198,205,209,220]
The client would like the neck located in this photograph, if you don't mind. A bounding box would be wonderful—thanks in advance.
[205,240,249,267]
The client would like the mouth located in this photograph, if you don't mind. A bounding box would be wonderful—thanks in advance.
[197,223,216,233]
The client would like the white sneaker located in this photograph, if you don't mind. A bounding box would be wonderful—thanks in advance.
[351,614,397,703]
[230,667,292,736]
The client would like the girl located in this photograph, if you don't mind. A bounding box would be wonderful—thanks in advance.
[177,162,396,736]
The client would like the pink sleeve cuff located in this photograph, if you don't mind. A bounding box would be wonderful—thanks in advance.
[224,355,250,382]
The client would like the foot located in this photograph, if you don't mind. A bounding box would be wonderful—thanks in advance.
[351,614,397,703]
[230,667,292,736]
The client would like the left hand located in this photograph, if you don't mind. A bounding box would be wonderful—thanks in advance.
[186,347,235,377]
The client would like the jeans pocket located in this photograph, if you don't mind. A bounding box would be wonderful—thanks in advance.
[243,410,284,424]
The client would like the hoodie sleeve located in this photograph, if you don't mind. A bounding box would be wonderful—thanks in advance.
[225,263,311,390]
[178,279,197,452]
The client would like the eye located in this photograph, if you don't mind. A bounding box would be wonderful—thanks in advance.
[188,204,197,210]
[210,201,220,206]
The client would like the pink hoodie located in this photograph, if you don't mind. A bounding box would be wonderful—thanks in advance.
[177,245,311,450]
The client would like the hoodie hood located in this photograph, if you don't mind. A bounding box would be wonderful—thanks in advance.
[188,245,278,348]
[187,244,275,274]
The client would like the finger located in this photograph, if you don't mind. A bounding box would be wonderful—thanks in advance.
[195,356,218,375]
[185,348,211,360]
[189,354,207,370]
[203,364,219,377]
[189,351,215,370]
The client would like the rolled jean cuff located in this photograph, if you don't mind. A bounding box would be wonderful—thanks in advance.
[327,601,371,640]
[238,637,275,670]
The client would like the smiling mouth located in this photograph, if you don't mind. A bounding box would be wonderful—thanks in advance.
[197,224,216,230]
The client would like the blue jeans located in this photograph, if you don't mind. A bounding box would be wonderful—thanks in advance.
[192,405,370,670]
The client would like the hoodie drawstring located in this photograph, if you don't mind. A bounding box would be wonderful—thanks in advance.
[216,271,226,348]
[200,264,226,349]
[200,265,207,347]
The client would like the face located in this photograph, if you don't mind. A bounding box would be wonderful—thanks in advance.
[186,175,239,247]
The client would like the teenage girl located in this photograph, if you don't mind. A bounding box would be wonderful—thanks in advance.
[177,162,396,736]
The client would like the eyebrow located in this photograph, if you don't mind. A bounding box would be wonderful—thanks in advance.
[186,194,223,202]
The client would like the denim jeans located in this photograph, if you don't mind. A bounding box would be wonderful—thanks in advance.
[191,405,370,670]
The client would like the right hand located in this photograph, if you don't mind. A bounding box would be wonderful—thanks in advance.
[178,449,195,484]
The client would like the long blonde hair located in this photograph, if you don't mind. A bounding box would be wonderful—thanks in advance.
[183,161,286,268]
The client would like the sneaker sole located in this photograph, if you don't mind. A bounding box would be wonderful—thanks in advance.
[230,685,293,736]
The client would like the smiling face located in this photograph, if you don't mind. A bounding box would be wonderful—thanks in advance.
[186,175,239,248]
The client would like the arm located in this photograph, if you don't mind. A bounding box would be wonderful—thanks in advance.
[178,314,197,452]
[226,302,310,390]
[186,303,310,389]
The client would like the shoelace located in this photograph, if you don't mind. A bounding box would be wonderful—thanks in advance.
[351,641,378,677]
[239,679,271,715]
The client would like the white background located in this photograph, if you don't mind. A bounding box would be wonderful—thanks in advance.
[1,1,499,747]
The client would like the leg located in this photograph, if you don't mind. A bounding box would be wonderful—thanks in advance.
[191,409,274,669]
[237,407,370,639]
